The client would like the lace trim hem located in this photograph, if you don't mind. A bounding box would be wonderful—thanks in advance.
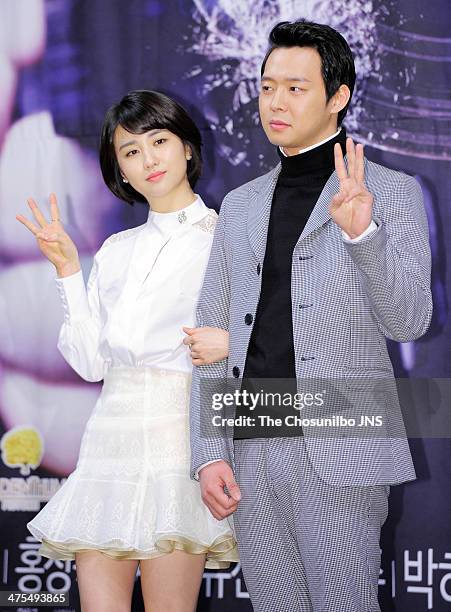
[38,533,239,569]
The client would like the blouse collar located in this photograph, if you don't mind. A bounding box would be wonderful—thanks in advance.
[146,194,208,234]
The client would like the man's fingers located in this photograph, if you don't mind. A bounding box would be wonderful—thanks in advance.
[208,507,224,521]
[355,143,365,184]
[205,480,239,510]
[329,191,346,212]
[202,491,237,519]
[206,492,238,513]
[342,186,362,204]
[200,493,224,520]
[27,198,48,228]
[206,499,238,520]
[206,503,235,521]
[199,462,240,519]
[224,478,242,501]
[16,214,40,236]
[334,142,348,182]
[346,137,356,178]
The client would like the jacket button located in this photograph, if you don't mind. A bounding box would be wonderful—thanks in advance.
[232,366,240,378]
[257,263,261,275]
[245,313,253,325]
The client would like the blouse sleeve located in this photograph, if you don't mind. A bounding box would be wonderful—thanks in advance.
[55,254,106,382]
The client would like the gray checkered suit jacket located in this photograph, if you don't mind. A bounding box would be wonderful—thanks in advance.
[190,159,432,486]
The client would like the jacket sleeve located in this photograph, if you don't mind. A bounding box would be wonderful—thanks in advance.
[56,252,106,382]
[190,195,233,479]
[343,174,433,342]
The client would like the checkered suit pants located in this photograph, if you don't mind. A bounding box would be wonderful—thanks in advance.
[233,437,390,612]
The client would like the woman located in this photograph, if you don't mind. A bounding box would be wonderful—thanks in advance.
[16,90,238,612]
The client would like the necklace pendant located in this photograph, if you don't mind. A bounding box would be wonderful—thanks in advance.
[178,210,187,224]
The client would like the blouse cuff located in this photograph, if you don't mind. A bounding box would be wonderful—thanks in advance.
[55,270,90,322]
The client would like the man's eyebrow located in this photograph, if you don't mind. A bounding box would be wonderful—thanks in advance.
[118,129,164,150]
[261,75,312,83]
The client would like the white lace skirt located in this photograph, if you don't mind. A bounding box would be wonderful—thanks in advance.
[27,366,238,569]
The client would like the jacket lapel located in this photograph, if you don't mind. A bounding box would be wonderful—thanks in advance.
[247,154,350,256]
[296,170,340,244]
[247,164,281,261]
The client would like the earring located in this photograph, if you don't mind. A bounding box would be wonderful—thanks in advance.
[186,155,192,160]
[122,178,129,183]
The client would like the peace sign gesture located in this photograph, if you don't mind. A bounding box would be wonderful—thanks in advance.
[16,193,81,278]
[329,137,374,239]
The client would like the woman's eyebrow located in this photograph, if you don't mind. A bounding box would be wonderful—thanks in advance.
[119,129,164,150]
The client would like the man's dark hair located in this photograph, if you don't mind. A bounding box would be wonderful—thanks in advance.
[99,90,202,205]
[261,20,356,126]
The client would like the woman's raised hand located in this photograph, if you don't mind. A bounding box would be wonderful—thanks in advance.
[16,193,81,277]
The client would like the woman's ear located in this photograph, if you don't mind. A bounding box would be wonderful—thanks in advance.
[185,145,193,161]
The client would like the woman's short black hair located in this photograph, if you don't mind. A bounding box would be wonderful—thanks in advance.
[261,20,356,126]
[99,90,202,205]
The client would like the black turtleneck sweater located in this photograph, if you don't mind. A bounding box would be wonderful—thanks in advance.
[234,128,347,439]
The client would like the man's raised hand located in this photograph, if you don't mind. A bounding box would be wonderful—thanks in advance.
[329,137,374,239]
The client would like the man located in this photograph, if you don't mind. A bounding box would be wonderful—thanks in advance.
[188,19,432,612]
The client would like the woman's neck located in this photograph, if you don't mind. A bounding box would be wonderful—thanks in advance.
[148,181,196,213]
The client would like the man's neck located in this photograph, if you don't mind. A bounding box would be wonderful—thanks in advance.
[281,127,341,157]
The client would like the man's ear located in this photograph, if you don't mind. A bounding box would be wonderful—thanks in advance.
[329,84,351,115]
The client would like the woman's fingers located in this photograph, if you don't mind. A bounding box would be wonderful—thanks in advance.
[16,211,62,243]
[183,336,195,352]
[16,214,41,236]
[37,231,59,242]
[49,192,61,223]
[27,198,48,228]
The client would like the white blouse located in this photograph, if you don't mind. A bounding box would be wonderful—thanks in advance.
[55,195,217,382]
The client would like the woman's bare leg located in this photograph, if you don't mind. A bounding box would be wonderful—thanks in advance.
[75,551,139,612]
[140,550,206,612]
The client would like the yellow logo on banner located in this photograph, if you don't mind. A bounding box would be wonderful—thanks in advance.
[0,426,44,475]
